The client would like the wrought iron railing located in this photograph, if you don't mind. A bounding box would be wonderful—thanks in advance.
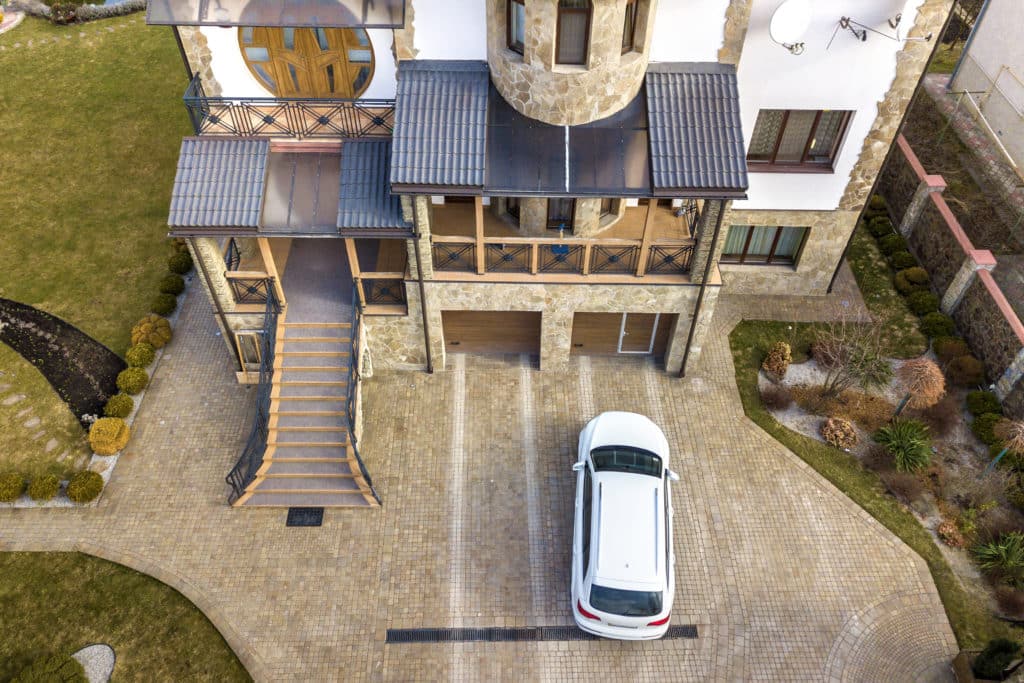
[226,283,280,504]
[345,287,381,506]
[184,74,395,139]
[646,244,694,274]
[538,244,585,273]
[590,244,640,274]
[432,241,476,273]
[484,243,531,273]
[360,277,407,306]
[226,274,272,305]
[224,237,241,272]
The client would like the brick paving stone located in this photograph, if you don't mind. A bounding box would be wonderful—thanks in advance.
[0,280,957,681]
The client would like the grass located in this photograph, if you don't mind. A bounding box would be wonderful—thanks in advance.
[0,344,91,480]
[846,224,929,359]
[0,552,250,680]
[0,15,190,354]
[730,320,1015,649]
[928,42,963,74]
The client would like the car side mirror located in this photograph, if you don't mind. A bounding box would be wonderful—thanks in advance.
[572,462,586,472]
[667,469,680,482]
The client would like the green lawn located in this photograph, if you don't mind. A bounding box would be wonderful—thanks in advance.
[928,42,963,74]
[0,552,250,681]
[0,15,189,354]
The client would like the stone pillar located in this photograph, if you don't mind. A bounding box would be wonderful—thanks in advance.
[393,0,417,61]
[996,348,1024,402]
[572,198,603,237]
[404,196,434,279]
[676,285,721,375]
[177,27,221,95]
[718,0,752,65]
[187,237,237,359]
[689,200,726,283]
[519,197,549,236]
[941,249,996,314]
[539,306,573,371]
[898,175,947,238]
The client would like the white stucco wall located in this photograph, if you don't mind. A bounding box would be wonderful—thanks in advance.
[411,0,488,59]
[735,0,925,211]
[649,0,730,62]
[200,26,398,100]
[954,0,1024,82]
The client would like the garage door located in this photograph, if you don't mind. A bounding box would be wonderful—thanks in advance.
[442,311,542,354]
[570,313,677,356]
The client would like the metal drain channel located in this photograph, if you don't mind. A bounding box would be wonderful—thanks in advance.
[386,625,697,643]
[285,508,324,527]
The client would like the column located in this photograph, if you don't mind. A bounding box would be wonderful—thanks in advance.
[898,175,946,238]
[688,200,726,283]
[941,249,996,314]
[996,348,1024,402]
[539,307,574,371]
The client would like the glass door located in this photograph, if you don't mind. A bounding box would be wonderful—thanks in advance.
[618,313,660,353]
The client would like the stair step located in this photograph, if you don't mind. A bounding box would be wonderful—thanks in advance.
[251,476,361,492]
[279,350,349,358]
[278,340,348,354]
[282,322,352,328]
[277,383,348,398]
[276,375,348,385]
[242,492,372,507]
[277,364,349,373]
[271,428,347,442]
[272,414,346,430]
[278,356,349,370]
[275,424,347,433]
[270,445,351,461]
[281,326,351,340]
[276,397,346,411]
[263,460,355,476]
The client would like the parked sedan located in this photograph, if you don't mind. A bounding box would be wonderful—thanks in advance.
[571,411,677,640]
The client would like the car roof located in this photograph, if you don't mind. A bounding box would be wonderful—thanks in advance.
[593,471,664,589]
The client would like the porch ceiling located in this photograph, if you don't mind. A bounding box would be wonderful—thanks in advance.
[146,0,404,28]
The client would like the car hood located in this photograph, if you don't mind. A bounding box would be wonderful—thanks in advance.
[587,412,669,461]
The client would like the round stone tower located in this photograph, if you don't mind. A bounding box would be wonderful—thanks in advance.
[486,0,655,126]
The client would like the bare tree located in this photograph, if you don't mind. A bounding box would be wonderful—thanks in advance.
[813,319,894,400]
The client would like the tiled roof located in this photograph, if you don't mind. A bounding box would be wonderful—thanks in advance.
[645,63,748,194]
[390,60,489,188]
[169,138,268,227]
[338,140,410,231]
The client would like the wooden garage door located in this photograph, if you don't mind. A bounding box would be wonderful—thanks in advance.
[442,311,542,354]
[570,313,677,356]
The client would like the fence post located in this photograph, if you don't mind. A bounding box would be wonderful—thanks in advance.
[941,249,997,314]
[996,348,1024,403]
[898,174,947,238]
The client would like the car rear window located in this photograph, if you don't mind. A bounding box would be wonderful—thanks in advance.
[589,584,663,617]
[591,446,662,477]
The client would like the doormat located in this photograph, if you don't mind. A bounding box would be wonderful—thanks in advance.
[286,507,324,526]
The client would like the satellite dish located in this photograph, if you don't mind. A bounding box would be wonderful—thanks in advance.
[770,0,813,45]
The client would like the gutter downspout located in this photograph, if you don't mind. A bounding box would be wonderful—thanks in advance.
[411,198,434,374]
[189,236,235,369]
[679,199,726,378]
[826,5,957,294]
[948,0,991,87]
[171,27,194,82]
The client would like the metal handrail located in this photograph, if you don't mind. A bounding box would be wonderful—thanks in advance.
[345,286,381,505]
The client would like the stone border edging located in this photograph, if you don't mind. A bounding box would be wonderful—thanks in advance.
[7,0,144,23]
[0,11,25,35]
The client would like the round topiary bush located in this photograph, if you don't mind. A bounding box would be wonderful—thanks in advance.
[973,638,1022,681]
[88,417,131,455]
[761,341,792,382]
[150,293,178,316]
[920,312,956,338]
[820,418,858,449]
[906,291,939,315]
[967,390,1003,417]
[66,470,104,504]
[0,472,26,502]
[879,233,908,256]
[948,354,986,387]
[125,342,155,368]
[895,267,930,295]
[867,193,888,213]
[116,367,149,395]
[168,250,193,274]
[934,336,971,364]
[158,273,185,295]
[130,314,172,349]
[973,413,1003,445]
[103,393,135,419]
[27,474,60,502]
[13,653,86,683]
[867,216,893,238]
[889,250,917,270]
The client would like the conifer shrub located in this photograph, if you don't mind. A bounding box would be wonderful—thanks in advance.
[973,413,1004,446]
[934,336,970,365]
[103,393,134,419]
[0,472,25,502]
[116,367,149,395]
[948,354,986,387]
[27,474,60,501]
[130,314,172,349]
[125,342,155,368]
[967,390,1003,417]
[150,293,178,316]
[88,417,131,455]
[920,312,956,338]
[66,471,104,504]
[889,250,917,270]
[158,273,185,295]
[907,291,939,315]
[168,250,193,274]
[879,233,908,256]
[868,216,893,238]
[895,267,930,295]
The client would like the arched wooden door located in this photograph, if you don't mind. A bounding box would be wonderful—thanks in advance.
[239,27,374,98]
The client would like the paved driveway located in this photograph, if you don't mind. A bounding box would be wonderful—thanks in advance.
[0,284,957,681]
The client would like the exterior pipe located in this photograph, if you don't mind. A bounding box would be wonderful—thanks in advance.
[171,26,194,83]
[411,198,434,374]
[949,0,991,86]
[188,236,235,370]
[679,199,726,378]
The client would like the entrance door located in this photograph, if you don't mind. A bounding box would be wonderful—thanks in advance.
[619,313,660,353]
[570,313,676,356]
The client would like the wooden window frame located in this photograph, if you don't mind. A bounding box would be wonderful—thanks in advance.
[747,110,853,173]
[556,1,592,66]
[546,198,576,231]
[507,0,525,55]
[720,225,809,266]
[507,196,522,223]
[621,0,638,54]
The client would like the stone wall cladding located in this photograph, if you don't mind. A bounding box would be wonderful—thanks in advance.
[880,145,920,227]
[393,0,416,61]
[573,198,602,236]
[520,197,549,235]
[1006,383,1024,419]
[718,208,859,295]
[486,0,653,126]
[187,237,255,360]
[689,199,725,282]
[952,277,1021,383]
[179,27,221,95]
[717,0,751,65]
[906,199,961,293]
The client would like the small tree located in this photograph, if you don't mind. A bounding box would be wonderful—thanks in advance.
[813,319,893,399]
[894,358,945,416]
[985,419,1024,475]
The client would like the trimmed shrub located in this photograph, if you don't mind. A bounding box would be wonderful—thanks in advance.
[159,273,185,295]
[27,474,60,502]
[973,413,1004,446]
[920,312,956,338]
[168,250,193,274]
[150,292,178,316]
[820,417,858,449]
[934,336,970,365]
[131,314,172,349]
[895,267,930,295]
[874,419,931,472]
[116,367,149,395]
[0,472,26,502]
[968,390,1003,417]
[906,291,939,316]
[103,393,134,419]
[66,471,104,504]
[889,250,917,270]
[948,354,986,387]
[88,417,131,456]
[868,194,888,213]
[879,233,907,256]
[760,384,793,410]
[13,653,86,682]
[761,341,791,381]
[125,342,155,368]
[867,216,893,238]
[973,638,1023,680]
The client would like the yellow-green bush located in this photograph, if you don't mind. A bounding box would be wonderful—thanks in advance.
[88,417,131,456]
[27,475,60,502]
[0,472,25,502]
[130,314,172,349]
[125,342,155,368]
[116,367,148,395]
[103,393,134,419]
[66,471,104,504]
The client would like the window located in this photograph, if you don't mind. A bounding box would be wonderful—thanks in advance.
[547,198,575,231]
[622,0,638,54]
[747,110,852,170]
[508,0,526,54]
[721,225,808,265]
[556,0,591,65]
[599,198,616,217]
[507,197,521,223]
[591,446,662,478]
[239,27,374,98]
[589,585,663,617]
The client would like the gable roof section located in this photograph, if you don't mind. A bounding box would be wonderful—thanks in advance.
[338,140,411,233]
[645,63,748,196]
[390,60,489,189]
[169,137,268,227]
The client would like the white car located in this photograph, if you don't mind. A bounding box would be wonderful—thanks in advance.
[571,411,677,640]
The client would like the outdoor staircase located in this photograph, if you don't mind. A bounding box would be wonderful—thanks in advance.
[234,317,378,507]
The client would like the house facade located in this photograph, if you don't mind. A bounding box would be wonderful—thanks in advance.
[151,0,950,506]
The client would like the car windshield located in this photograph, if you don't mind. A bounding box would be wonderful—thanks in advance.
[589,584,663,617]
[590,446,662,477]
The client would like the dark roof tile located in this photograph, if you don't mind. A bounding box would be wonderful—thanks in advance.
[338,140,410,230]
[168,138,268,227]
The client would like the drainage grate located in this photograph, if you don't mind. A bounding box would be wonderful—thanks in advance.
[386,625,698,643]
[286,508,324,527]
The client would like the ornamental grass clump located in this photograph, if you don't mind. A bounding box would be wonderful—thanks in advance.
[761,341,791,382]
[103,393,134,419]
[131,314,172,349]
[894,358,945,416]
[125,342,155,368]
[88,417,130,456]
[820,417,858,449]
[0,472,25,502]
[874,419,931,472]
[974,533,1024,588]
[27,474,60,502]
[66,471,104,504]
[116,367,148,395]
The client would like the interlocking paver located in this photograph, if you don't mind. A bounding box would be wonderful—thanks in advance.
[0,277,956,681]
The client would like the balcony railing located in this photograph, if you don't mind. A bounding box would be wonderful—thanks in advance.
[432,236,694,277]
[354,272,407,312]
[184,75,395,139]
[225,272,273,305]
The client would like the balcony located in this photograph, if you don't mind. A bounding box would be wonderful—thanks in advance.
[183,75,394,139]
